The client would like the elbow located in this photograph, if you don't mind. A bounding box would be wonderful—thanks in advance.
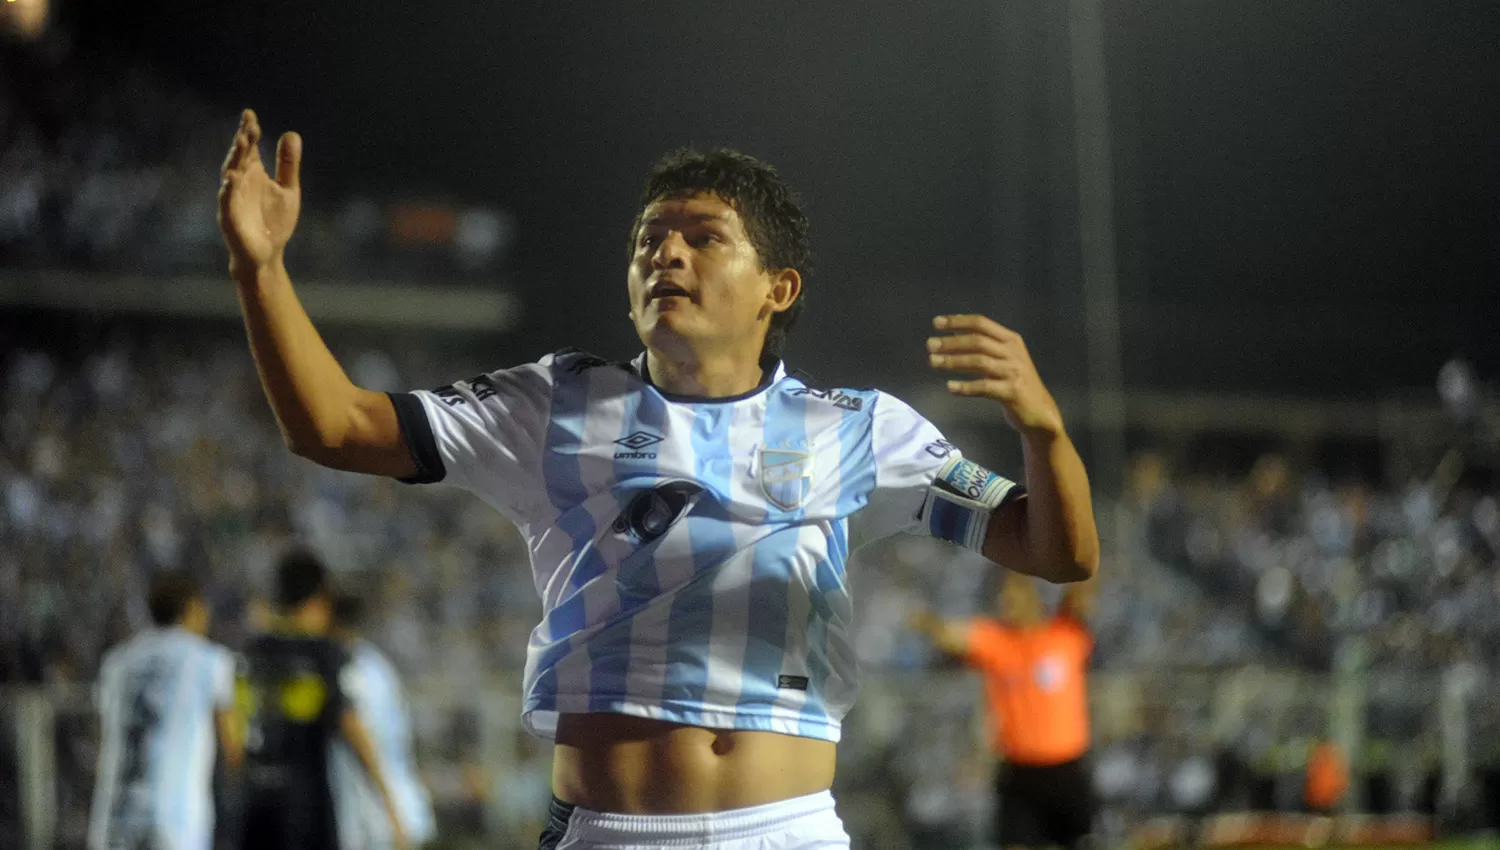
[1068,541,1102,582]
[283,428,343,466]
[1069,552,1100,583]
[1048,548,1099,584]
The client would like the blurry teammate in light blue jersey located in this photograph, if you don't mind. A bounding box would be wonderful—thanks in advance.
[89,572,242,850]
[330,594,435,850]
[219,108,1100,849]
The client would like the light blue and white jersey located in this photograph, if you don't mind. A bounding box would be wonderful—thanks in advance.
[330,640,435,850]
[392,350,1022,742]
[88,627,234,850]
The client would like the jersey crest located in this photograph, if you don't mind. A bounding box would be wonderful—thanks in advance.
[757,444,814,511]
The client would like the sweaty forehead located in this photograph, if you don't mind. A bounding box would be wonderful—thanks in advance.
[638,193,743,229]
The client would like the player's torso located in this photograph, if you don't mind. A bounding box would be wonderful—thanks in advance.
[985,624,1092,763]
[99,632,219,833]
[519,360,882,736]
[240,635,341,779]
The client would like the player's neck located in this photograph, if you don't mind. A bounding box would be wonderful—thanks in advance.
[644,347,769,399]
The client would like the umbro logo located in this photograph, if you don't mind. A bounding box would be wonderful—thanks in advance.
[615,431,664,450]
[614,431,665,459]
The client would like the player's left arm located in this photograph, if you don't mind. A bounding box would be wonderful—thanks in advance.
[929,314,1100,583]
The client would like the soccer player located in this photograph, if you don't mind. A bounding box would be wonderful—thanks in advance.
[89,571,242,850]
[238,549,406,850]
[217,108,1099,849]
[329,593,436,850]
[912,574,1099,850]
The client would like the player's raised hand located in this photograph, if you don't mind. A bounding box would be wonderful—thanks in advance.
[217,109,302,278]
[928,314,1065,439]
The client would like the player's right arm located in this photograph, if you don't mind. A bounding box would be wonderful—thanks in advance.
[217,109,415,478]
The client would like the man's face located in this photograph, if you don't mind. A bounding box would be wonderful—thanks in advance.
[628,193,796,357]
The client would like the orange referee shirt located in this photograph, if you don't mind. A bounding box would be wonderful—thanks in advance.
[963,615,1093,766]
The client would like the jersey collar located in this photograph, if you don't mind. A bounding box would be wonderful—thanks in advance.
[632,351,788,403]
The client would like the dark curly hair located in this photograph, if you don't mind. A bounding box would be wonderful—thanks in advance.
[630,148,813,358]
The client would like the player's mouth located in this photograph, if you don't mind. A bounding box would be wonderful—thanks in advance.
[647,279,693,305]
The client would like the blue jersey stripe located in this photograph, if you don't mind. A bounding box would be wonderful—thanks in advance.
[798,552,846,736]
[734,389,808,713]
[662,406,735,724]
[535,366,599,709]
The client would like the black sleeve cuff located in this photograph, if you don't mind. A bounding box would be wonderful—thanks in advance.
[388,392,447,484]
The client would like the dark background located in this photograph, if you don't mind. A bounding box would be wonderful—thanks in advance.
[51,0,1500,396]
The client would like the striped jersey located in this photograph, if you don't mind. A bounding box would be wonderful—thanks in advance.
[391,349,1021,742]
[89,627,234,850]
[331,639,435,850]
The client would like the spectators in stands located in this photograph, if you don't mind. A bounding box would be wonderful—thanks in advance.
[0,31,509,276]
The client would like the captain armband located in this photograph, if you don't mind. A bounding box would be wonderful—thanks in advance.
[921,456,1026,552]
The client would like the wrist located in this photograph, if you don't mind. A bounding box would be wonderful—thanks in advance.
[232,255,287,290]
[1019,419,1067,447]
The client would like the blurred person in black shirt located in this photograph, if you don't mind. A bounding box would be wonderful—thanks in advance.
[237,549,405,850]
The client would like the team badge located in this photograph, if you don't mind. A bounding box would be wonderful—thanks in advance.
[757,445,814,511]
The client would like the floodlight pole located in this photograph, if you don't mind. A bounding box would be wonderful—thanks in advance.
[1065,0,1128,548]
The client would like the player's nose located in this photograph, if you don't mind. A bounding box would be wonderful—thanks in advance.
[651,231,689,268]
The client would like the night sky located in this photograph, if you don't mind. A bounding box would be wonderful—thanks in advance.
[57,0,1500,397]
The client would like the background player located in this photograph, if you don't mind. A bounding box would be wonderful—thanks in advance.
[912,573,1099,850]
[88,571,242,850]
[329,593,436,850]
[237,549,406,850]
[218,109,1098,849]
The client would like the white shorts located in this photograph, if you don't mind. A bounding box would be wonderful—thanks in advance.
[552,790,850,850]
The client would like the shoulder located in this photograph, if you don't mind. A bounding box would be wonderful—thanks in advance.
[356,641,396,675]
[550,347,636,377]
[423,352,571,405]
[99,640,131,677]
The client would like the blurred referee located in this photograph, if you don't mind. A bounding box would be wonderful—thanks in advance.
[237,549,405,850]
[913,573,1098,850]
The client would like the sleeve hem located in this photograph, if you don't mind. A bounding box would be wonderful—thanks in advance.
[388,392,447,484]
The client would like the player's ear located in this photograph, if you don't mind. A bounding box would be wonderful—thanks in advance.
[764,268,801,315]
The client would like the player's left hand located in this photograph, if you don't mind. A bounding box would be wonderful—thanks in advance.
[928,314,1064,439]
